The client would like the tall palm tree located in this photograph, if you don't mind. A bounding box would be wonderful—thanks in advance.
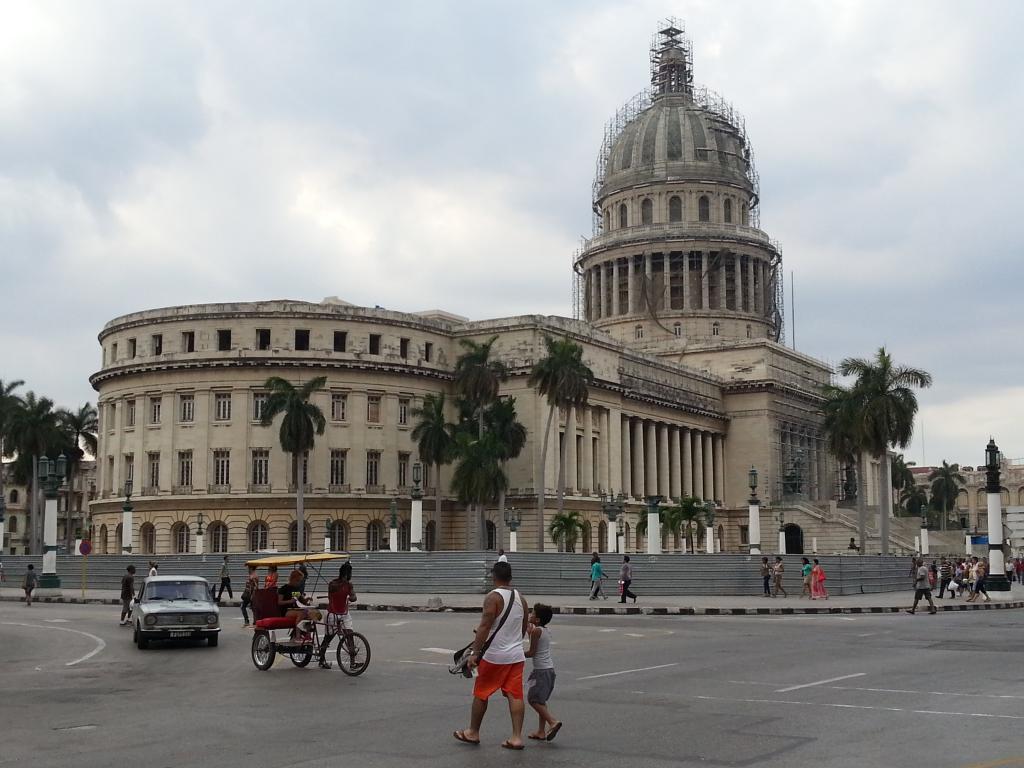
[411,393,456,531]
[6,391,63,554]
[259,376,327,552]
[0,379,25,545]
[663,496,704,552]
[820,382,868,552]
[929,460,966,531]
[528,335,594,551]
[453,336,508,439]
[57,403,98,552]
[547,510,584,553]
[450,432,507,550]
[839,347,932,554]
[890,453,916,511]
[899,484,929,520]
[484,397,527,532]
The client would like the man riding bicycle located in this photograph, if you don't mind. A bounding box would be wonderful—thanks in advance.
[319,562,358,669]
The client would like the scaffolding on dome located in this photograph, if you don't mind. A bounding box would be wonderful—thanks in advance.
[571,244,584,321]
[768,244,785,344]
[650,18,694,99]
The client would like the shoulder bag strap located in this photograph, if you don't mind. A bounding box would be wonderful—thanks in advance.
[480,589,517,657]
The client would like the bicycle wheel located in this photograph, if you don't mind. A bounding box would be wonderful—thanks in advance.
[251,632,275,671]
[289,648,313,667]
[336,632,371,676]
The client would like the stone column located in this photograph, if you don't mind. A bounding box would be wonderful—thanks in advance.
[701,252,710,309]
[565,406,578,493]
[713,434,725,505]
[735,255,744,313]
[657,423,670,499]
[633,419,645,498]
[581,407,594,495]
[703,432,714,503]
[693,431,705,500]
[644,421,657,497]
[607,408,621,494]
[682,252,690,310]
[642,251,652,313]
[682,427,693,496]
[662,255,672,311]
[590,266,600,320]
[669,426,681,499]
[612,260,621,316]
[621,417,632,499]
[627,256,636,314]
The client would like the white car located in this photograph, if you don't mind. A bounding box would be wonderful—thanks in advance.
[133,575,221,649]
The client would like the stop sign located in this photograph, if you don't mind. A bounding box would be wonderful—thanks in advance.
[79,540,92,556]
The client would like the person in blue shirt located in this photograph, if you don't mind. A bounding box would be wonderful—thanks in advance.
[589,553,607,600]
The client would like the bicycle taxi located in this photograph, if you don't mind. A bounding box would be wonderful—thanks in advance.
[246,552,370,675]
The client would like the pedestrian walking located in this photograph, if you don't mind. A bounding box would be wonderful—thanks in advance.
[967,558,990,603]
[772,556,788,597]
[216,555,233,602]
[760,557,771,597]
[240,565,259,627]
[119,565,137,625]
[810,558,828,600]
[525,603,562,743]
[497,549,508,564]
[1016,557,1024,584]
[1005,558,1014,584]
[264,564,278,589]
[906,558,937,614]
[937,558,954,599]
[0,559,5,582]
[618,555,636,603]
[22,564,37,606]
[800,557,813,598]
[148,561,158,578]
[453,561,529,750]
[589,553,607,600]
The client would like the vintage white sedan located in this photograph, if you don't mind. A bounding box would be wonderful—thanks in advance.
[133,575,221,649]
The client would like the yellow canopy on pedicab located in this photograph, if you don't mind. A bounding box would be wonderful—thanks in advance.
[244,552,349,568]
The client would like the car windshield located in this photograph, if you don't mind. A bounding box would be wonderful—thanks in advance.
[146,581,210,602]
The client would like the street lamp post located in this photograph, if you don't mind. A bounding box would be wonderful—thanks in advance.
[984,438,1011,590]
[388,497,399,552]
[645,495,663,554]
[504,506,521,552]
[600,492,625,554]
[0,497,6,557]
[37,455,67,595]
[121,480,134,555]
[323,520,331,553]
[704,500,716,554]
[410,462,424,551]
[748,466,761,555]
[195,511,205,555]
[777,511,787,555]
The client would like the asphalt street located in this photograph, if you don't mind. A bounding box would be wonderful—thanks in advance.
[1,600,1022,768]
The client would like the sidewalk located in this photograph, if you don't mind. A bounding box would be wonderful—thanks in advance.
[4,584,1023,616]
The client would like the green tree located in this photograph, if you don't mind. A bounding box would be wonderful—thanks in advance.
[453,336,508,439]
[890,453,916,509]
[928,460,966,531]
[259,376,327,552]
[821,382,868,552]
[6,391,64,553]
[838,347,932,554]
[484,397,527,528]
[899,484,929,520]
[547,509,584,553]
[665,496,705,552]
[411,393,456,531]
[57,403,98,552]
[528,335,593,551]
[450,432,507,549]
[0,379,25,540]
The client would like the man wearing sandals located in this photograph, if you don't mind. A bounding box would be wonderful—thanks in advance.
[454,561,529,750]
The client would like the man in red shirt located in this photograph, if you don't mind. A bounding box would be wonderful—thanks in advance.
[318,562,357,669]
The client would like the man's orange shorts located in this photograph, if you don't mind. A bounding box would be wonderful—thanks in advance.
[473,659,525,701]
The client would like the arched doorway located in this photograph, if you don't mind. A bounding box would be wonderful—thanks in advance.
[597,521,608,553]
[784,524,804,555]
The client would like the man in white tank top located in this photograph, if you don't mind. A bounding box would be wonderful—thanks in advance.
[453,562,529,750]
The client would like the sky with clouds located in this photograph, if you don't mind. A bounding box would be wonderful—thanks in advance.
[2,0,1021,467]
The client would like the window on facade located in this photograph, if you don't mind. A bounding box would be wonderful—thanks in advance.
[333,330,347,352]
[251,449,270,486]
[179,394,194,423]
[9,489,18,504]
[149,397,162,424]
[367,395,381,424]
[128,338,137,358]
[485,521,497,551]
[217,329,231,351]
[173,523,190,554]
[669,196,682,222]
[399,520,411,551]
[124,454,134,488]
[603,210,611,231]
[141,523,156,554]
[152,334,163,355]
[291,453,309,486]
[724,198,733,223]
[182,331,195,353]
[147,452,160,489]
[641,198,653,225]
[294,329,310,351]
[213,449,230,486]
[289,521,312,552]
[741,202,749,225]
[399,338,409,359]
[99,524,108,554]
[366,521,384,551]
[8,515,16,533]
[126,399,136,428]
[249,522,269,552]
[330,450,347,485]
[331,393,348,421]
[424,520,436,551]
[699,196,710,222]
[712,322,720,336]
[424,342,433,362]
[398,398,409,426]
[635,325,644,340]
[214,392,232,421]
[208,522,229,553]
[178,451,193,487]
[366,451,380,487]
[369,334,381,355]
[673,322,682,337]
[746,324,752,338]
[111,343,118,362]
[398,453,410,487]
[256,328,271,350]
[108,402,115,430]
[252,392,267,422]
[328,520,349,551]
[618,203,628,228]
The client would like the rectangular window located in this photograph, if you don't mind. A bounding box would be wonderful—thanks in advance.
[366,451,380,487]
[128,338,137,358]
[124,454,134,485]
[214,392,232,421]
[152,334,163,355]
[217,329,231,351]
[333,330,347,352]
[182,331,195,353]
[251,449,270,486]
[330,450,347,485]
[111,343,118,361]
[108,402,116,430]
[739,525,749,546]
[369,334,381,355]
[256,328,271,350]
[398,453,409,487]
[366,395,381,424]
[107,456,115,491]
[213,450,231,486]
[294,329,310,351]
[126,399,136,428]
[398,397,409,426]
[424,342,433,362]
[178,451,193,487]
[252,393,267,421]
[179,394,194,423]
[149,397,162,425]
[399,338,409,359]
[148,452,160,488]
[331,393,347,421]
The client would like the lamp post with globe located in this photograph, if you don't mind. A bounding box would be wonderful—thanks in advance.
[747,466,761,555]
[704,500,716,554]
[410,462,424,551]
[504,506,521,553]
[37,455,67,595]
[984,439,1011,590]
[600,492,625,554]
[121,479,134,554]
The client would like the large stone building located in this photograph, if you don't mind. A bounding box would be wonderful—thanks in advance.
[2,460,96,555]
[87,23,842,555]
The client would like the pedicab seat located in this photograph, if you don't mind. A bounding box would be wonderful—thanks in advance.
[254,616,298,630]
[251,588,284,622]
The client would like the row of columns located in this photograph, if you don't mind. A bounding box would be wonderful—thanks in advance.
[584,251,772,321]
[779,423,828,501]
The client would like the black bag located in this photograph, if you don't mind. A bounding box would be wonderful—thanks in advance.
[449,589,518,677]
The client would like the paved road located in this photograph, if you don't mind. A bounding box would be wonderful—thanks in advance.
[1,600,1022,768]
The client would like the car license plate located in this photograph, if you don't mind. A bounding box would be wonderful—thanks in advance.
[169,630,193,637]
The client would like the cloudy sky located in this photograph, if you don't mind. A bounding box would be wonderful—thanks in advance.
[2,0,1021,467]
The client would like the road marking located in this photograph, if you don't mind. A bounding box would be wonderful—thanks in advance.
[694,695,1024,720]
[420,647,455,655]
[775,672,866,693]
[1,622,106,667]
[598,628,617,633]
[44,619,70,623]
[625,633,645,638]
[577,663,678,681]
[960,758,1024,768]
[399,660,449,667]
[832,686,1024,701]
[386,621,410,627]
[53,725,96,732]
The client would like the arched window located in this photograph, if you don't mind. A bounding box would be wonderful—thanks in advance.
[723,198,733,223]
[746,324,752,338]
[289,521,312,552]
[623,523,631,552]
[635,325,644,340]
[99,524,108,554]
[172,522,190,554]
[485,520,497,551]
[618,203,628,229]
[366,520,385,551]
[957,489,969,509]
[8,515,17,533]
[741,202,749,225]
[9,489,17,504]
[140,523,156,554]
[328,520,349,551]
[669,196,682,222]
[399,520,411,551]
[712,322,720,336]
[641,198,653,225]
[673,322,682,337]
[597,521,607,553]
[115,523,123,552]
[248,521,268,552]
[208,521,229,553]
[718,524,725,552]
[424,520,437,551]
[1001,487,1010,506]
[698,196,710,222]
[581,521,592,553]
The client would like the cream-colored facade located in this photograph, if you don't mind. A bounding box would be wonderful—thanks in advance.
[2,460,96,555]
[88,24,840,555]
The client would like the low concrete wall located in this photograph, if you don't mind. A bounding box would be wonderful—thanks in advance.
[0,552,912,596]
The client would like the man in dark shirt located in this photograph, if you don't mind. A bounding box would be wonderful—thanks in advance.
[120,565,137,625]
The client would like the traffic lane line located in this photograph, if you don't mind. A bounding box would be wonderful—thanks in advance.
[577,662,679,681]
[694,694,1024,721]
[729,680,1024,702]
[774,672,867,693]
[1,622,106,667]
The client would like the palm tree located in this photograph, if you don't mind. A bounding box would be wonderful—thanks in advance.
[0,379,25,540]
[839,347,932,554]
[663,496,704,552]
[449,432,507,549]
[484,397,527,532]
[928,460,966,531]
[57,403,98,552]
[453,336,508,439]
[821,382,868,552]
[528,335,594,551]
[411,393,456,531]
[6,391,63,553]
[547,510,584,553]
[259,376,327,552]
[890,454,916,511]
[899,484,929,520]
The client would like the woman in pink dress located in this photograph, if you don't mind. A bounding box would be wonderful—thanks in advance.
[810,559,828,600]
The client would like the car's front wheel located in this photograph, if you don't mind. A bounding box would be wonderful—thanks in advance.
[208,635,219,648]
[136,625,149,650]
